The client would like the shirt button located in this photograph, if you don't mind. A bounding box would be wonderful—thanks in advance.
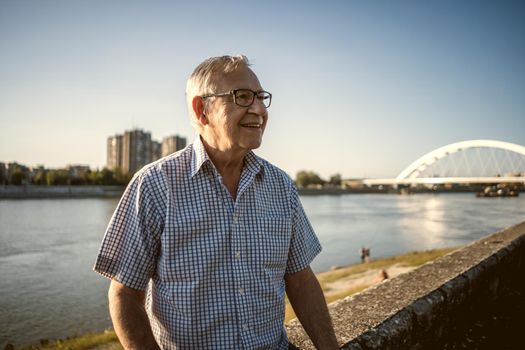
[235,251,241,259]
[233,216,238,224]
[243,324,248,331]
[238,288,244,295]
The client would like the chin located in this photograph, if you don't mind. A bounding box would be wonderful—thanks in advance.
[242,141,262,151]
[239,136,263,151]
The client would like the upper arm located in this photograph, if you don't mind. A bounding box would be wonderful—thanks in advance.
[109,279,146,304]
[285,266,316,291]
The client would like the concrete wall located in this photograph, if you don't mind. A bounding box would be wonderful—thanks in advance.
[286,221,525,349]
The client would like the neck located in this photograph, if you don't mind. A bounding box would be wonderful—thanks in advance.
[201,138,247,199]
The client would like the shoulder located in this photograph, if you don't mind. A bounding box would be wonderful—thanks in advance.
[124,145,194,200]
[134,145,193,183]
[255,155,295,190]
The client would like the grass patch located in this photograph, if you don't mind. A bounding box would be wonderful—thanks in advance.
[317,247,458,286]
[16,330,120,350]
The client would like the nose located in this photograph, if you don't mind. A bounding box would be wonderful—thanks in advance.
[248,96,268,117]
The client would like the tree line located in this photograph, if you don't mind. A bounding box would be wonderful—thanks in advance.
[2,164,341,188]
[1,167,132,186]
[294,170,342,188]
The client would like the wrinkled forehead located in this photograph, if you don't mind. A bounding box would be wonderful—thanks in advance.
[213,66,263,92]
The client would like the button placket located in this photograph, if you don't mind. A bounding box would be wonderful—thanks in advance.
[232,201,251,331]
[235,216,245,299]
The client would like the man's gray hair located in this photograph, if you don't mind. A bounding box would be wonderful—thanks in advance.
[186,55,251,129]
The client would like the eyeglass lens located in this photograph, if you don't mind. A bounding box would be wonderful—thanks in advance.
[234,89,271,108]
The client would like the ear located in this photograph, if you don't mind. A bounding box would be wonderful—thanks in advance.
[192,96,208,126]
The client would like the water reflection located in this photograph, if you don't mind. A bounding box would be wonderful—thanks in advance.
[397,196,447,248]
[301,193,525,272]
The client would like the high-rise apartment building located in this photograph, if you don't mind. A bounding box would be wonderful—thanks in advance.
[121,129,152,174]
[107,129,186,175]
[107,135,123,170]
[161,135,187,157]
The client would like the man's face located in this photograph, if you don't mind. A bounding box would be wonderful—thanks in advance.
[203,66,268,154]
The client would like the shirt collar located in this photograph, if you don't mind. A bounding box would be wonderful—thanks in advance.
[190,136,264,178]
[190,136,211,178]
[243,149,264,178]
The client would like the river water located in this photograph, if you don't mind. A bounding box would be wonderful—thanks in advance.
[1,194,524,346]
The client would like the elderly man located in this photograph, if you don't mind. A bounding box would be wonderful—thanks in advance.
[94,55,338,349]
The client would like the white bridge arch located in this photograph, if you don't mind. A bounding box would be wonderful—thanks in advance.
[364,140,525,186]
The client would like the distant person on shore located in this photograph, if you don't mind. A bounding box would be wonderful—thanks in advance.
[94,55,338,349]
[360,246,370,263]
[372,269,389,284]
[379,269,389,282]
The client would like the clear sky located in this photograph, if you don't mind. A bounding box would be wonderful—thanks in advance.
[1,0,524,179]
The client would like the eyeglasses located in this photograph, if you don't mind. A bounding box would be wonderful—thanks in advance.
[202,89,272,108]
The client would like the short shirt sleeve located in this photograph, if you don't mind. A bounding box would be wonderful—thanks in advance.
[285,185,322,274]
[93,168,166,290]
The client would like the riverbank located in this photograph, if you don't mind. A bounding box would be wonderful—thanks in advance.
[2,184,516,199]
[0,185,125,199]
[1,185,389,198]
[12,247,458,350]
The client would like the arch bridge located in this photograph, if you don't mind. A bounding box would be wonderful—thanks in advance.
[364,140,525,186]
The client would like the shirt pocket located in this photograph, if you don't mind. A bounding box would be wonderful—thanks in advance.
[257,216,292,271]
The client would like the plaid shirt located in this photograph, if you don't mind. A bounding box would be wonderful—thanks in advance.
[94,137,321,349]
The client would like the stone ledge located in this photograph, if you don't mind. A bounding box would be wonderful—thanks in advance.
[286,221,525,349]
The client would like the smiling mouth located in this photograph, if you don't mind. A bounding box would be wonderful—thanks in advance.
[240,123,262,129]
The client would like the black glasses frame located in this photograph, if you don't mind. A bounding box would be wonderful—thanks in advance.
[202,89,272,108]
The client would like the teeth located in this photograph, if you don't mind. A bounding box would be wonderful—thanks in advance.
[242,124,261,128]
